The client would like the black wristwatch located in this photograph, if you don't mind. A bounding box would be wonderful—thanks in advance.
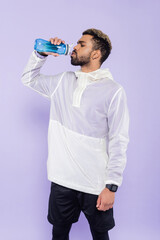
[105,184,118,192]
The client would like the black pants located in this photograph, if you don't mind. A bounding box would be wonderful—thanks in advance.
[47,182,115,240]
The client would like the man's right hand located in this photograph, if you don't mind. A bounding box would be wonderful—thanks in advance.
[38,37,65,57]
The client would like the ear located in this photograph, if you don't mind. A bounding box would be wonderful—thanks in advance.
[91,49,101,60]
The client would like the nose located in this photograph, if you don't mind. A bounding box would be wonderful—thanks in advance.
[73,44,78,51]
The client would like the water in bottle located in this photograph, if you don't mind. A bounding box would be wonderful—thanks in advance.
[34,38,72,55]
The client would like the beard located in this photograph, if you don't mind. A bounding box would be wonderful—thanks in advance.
[71,52,92,66]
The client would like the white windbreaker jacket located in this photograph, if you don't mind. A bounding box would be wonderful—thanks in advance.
[21,50,129,195]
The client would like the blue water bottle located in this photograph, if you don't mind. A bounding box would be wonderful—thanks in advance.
[34,38,72,55]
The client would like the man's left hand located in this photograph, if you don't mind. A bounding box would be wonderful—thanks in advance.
[96,188,115,211]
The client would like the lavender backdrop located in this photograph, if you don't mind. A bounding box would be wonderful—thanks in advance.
[1,0,160,239]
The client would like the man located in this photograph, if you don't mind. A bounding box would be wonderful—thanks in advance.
[21,28,129,240]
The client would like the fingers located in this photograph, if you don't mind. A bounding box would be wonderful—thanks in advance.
[50,52,60,57]
[96,196,114,211]
[96,196,101,208]
[43,51,59,57]
[97,203,113,211]
[46,37,65,57]
[96,196,112,211]
[49,37,65,45]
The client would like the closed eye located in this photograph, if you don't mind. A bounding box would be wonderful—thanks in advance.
[77,41,86,47]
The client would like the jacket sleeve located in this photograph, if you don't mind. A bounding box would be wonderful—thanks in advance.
[105,87,130,186]
[21,50,64,99]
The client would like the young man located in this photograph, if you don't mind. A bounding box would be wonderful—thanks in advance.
[21,28,129,240]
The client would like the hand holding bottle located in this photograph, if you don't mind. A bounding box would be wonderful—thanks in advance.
[35,37,69,57]
[44,37,65,56]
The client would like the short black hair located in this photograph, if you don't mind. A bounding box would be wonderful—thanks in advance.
[82,28,112,65]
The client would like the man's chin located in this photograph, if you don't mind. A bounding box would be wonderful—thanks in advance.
[71,59,80,66]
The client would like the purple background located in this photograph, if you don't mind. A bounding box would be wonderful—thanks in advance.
[1,0,160,239]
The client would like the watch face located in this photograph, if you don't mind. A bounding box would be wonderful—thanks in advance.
[106,184,118,192]
[111,185,117,191]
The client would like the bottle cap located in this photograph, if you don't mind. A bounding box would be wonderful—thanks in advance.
[65,43,73,55]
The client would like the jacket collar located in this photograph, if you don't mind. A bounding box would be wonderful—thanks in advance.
[75,68,114,82]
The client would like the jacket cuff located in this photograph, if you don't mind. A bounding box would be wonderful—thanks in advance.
[34,50,48,59]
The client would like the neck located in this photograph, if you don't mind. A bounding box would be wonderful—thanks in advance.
[80,63,101,73]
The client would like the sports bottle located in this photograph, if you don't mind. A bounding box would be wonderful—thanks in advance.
[34,38,72,55]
